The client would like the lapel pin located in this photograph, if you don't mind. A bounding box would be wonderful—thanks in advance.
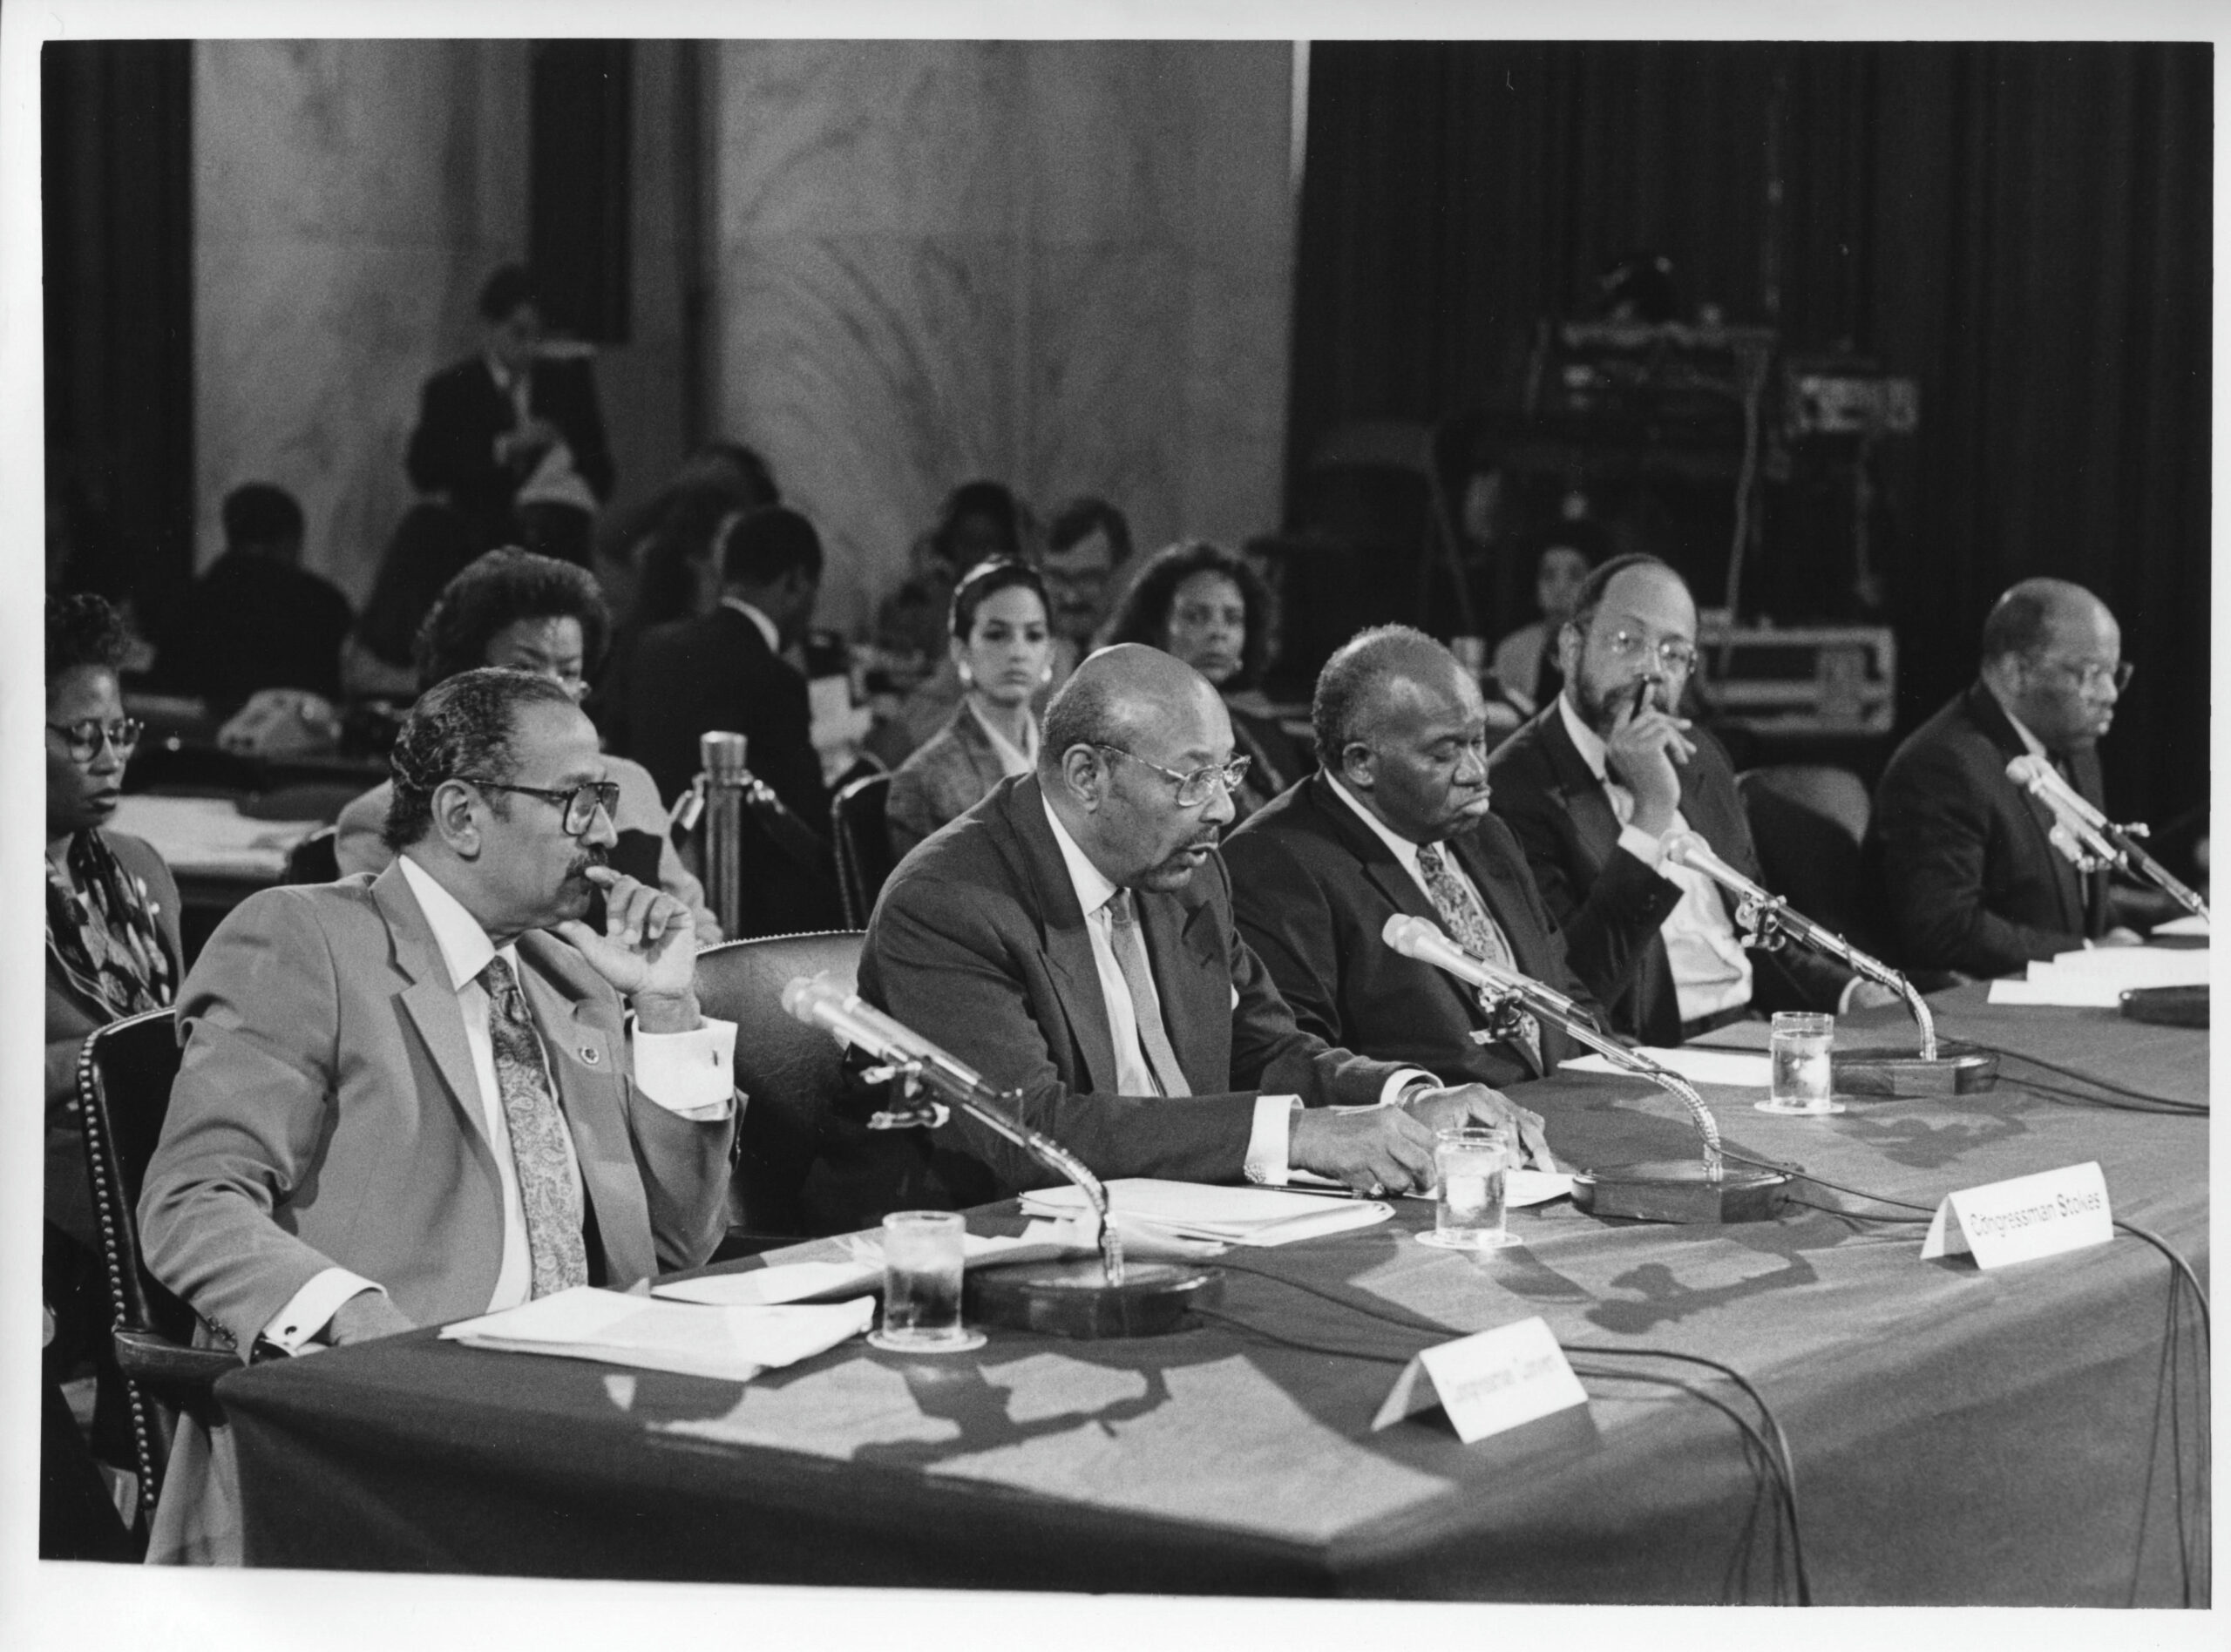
[580,1044,602,1066]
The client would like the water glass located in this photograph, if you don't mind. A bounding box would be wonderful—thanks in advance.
[1762,1011,1842,1115]
[1419,1127,1518,1250]
[867,1210,986,1352]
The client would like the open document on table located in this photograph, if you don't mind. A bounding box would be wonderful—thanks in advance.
[439,1285,873,1379]
[1987,944,2210,1006]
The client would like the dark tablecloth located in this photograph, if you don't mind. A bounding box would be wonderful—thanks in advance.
[217,986,2208,1602]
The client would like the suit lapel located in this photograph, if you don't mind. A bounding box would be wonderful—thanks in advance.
[373,864,498,1170]
[953,703,1015,791]
[1967,683,2086,931]
[1536,703,1625,880]
[1002,779,1121,1091]
[1307,777,1483,1031]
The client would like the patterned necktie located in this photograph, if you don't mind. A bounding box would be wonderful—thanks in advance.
[1414,842,1542,1073]
[481,956,590,1297]
[1104,890,1192,1098]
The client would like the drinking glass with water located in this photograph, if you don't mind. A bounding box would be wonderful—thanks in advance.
[867,1210,987,1352]
[1418,1127,1520,1249]
[1760,1011,1844,1115]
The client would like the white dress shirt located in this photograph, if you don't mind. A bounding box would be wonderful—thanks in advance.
[261,856,739,1351]
[1326,773,1501,927]
[1556,693,1753,1025]
[1038,798,1427,1185]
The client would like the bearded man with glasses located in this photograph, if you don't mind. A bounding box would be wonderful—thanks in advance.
[139,667,739,1562]
[1866,578,2143,977]
[1486,554,1886,1045]
[809,644,1555,1233]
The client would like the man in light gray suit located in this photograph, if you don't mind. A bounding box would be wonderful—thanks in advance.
[139,668,739,1560]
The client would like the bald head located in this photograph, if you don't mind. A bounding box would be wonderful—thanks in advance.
[1041,643,1238,890]
[1979,578,2124,753]
[1981,579,2114,665]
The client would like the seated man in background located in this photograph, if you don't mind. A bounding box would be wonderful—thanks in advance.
[806,644,1552,1233]
[333,547,719,944]
[405,263,614,561]
[164,483,353,713]
[1866,578,2139,977]
[1487,553,1893,1044]
[140,668,738,1561]
[1224,626,1605,1088]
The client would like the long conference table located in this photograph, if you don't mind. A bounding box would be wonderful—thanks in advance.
[212,982,2209,1605]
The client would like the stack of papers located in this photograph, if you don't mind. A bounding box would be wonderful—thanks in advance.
[1292,1168,1576,1208]
[2153,914,2208,938]
[439,1285,872,1379]
[1988,945,2210,1007]
[1020,1179,1394,1246]
[1560,1047,1773,1087]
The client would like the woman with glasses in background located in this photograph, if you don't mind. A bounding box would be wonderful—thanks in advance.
[887,559,1055,857]
[333,548,721,943]
[44,593,181,1526]
[1104,540,1308,823]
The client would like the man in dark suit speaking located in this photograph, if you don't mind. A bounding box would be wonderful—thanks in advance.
[1224,627,1606,1088]
[1866,579,2139,977]
[806,645,1552,1231]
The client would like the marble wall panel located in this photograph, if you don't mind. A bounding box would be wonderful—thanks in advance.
[194,40,531,597]
[709,40,1297,635]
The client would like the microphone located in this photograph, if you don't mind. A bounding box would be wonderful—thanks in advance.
[1380,914,1587,1022]
[1380,915,1805,1225]
[782,976,988,1093]
[2005,755,2210,922]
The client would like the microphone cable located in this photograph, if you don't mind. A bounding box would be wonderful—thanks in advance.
[1934,1038,2206,1114]
[1198,1255,1812,1604]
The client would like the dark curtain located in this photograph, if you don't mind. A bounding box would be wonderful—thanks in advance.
[43,41,196,630]
[530,40,634,343]
[1290,42,2209,825]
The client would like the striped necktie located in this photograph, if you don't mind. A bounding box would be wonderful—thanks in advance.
[482,956,590,1297]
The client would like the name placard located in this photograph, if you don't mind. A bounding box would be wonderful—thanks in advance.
[1919,1161,2112,1269]
[1371,1315,1589,1444]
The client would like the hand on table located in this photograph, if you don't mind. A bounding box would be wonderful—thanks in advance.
[1401,1082,1558,1171]
[1288,1106,1440,1197]
[1844,979,1905,1013]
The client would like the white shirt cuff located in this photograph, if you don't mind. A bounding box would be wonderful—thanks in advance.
[263,1269,385,1353]
[1617,823,1667,867]
[631,1013,740,1121]
[1379,1067,1436,1109]
[1836,976,1867,1014]
[1244,1095,1300,1186]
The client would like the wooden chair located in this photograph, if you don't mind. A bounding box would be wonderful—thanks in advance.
[74,1009,235,1527]
[830,772,895,929]
[694,931,865,1248]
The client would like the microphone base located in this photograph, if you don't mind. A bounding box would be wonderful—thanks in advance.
[964,1259,1221,1340]
[1572,1161,1792,1224]
[1832,1046,1999,1096]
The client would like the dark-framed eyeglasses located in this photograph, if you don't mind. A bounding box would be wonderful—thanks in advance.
[2031,657,2134,694]
[1597,626,1697,675]
[453,776,620,836]
[46,717,145,764]
[1095,744,1251,808]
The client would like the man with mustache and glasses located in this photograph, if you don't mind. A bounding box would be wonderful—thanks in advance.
[1224,626,1607,1089]
[1487,554,1890,1045]
[1866,578,2142,978]
[140,668,738,1561]
[810,645,1554,1232]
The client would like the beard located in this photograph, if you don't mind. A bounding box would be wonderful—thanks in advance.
[1573,662,1672,735]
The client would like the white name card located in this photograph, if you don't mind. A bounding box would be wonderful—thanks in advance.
[1919,1161,2113,1269]
[1371,1315,1589,1444]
